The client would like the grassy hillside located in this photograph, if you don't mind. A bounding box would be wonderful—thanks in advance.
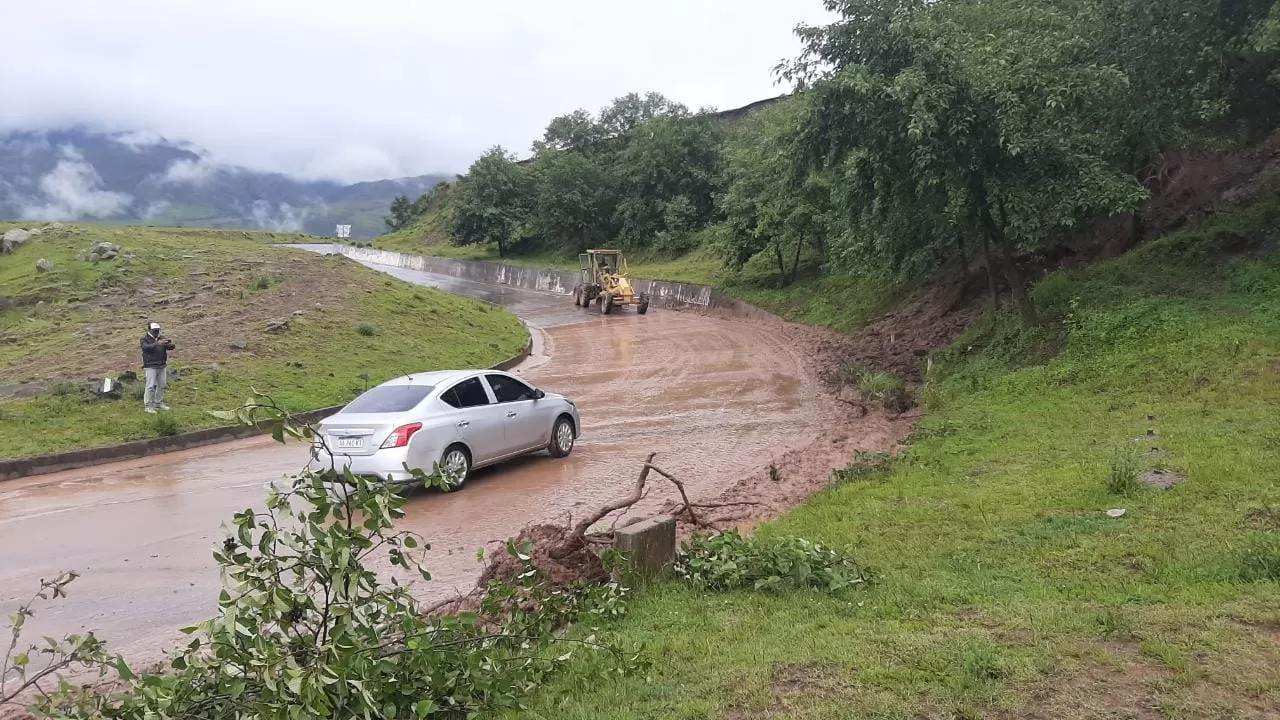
[0,223,527,459]
[509,193,1280,717]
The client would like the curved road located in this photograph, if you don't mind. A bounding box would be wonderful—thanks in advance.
[0,254,840,664]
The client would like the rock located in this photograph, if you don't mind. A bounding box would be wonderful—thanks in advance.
[264,319,290,334]
[44,222,64,231]
[1,228,31,254]
[292,310,306,317]
[89,241,121,260]
[230,340,249,351]
[118,370,139,383]
[28,228,42,236]
[93,377,122,400]
[1106,508,1127,519]
[35,258,54,273]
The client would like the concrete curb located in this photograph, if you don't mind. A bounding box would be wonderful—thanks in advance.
[0,336,534,483]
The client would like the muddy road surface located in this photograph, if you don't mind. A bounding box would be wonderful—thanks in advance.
[0,249,855,665]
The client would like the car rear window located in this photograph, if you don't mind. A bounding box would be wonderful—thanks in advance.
[342,385,434,414]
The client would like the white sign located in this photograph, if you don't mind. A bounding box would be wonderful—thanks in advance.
[335,224,352,239]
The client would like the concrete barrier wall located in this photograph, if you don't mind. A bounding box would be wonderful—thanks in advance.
[334,246,782,322]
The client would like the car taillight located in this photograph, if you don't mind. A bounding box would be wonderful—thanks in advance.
[380,423,422,449]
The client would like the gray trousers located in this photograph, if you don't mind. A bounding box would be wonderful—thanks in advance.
[144,366,168,408]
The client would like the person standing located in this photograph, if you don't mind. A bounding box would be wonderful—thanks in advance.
[140,322,175,413]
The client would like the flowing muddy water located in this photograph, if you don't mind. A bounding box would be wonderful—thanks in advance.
[0,251,849,667]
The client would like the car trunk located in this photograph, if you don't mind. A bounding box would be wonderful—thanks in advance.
[317,413,403,456]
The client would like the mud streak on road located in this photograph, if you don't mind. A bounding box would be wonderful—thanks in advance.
[0,251,853,666]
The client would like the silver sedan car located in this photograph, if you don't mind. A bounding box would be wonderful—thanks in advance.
[307,369,580,489]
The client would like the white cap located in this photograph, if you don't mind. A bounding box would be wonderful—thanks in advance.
[149,322,161,330]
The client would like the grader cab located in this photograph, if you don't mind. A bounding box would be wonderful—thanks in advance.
[573,249,650,315]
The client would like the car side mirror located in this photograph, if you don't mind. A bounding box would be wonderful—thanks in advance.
[533,389,545,400]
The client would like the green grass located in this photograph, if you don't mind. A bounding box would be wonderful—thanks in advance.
[0,223,527,459]
[506,198,1280,717]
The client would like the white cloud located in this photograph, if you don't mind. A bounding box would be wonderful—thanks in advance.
[140,200,171,220]
[0,0,835,183]
[250,200,307,232]
[160,157,218,185]
[19,149,133,220]
[112,129,165,150]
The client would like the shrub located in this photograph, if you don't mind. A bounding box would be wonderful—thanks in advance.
[149,413,181,437]
[248,274,283,291]
[673,530,870,593]
[356,323,379,337]
[1104,446,1143,496]
[47,382,91,402]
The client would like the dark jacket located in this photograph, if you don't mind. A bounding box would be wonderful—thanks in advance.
[140,332,175,369]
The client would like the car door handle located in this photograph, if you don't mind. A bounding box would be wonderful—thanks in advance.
[457,421,470,428]
[506,411,517,418]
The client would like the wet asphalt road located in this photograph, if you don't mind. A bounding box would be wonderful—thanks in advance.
[0,248,834,664]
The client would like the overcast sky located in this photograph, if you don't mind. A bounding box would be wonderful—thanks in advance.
[1,0,834,183]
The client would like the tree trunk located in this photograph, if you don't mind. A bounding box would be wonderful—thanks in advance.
[772,244,786,282]
[978,205,1035,323]
[788,236,804,285]
[979,231,1000,311]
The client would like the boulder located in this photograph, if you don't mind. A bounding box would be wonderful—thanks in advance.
[1,228,31,254]
[89,242,121,260]
[230,340,249,351]
[35,258,54,273]
[264,319,290,334]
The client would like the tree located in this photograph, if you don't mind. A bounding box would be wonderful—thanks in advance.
[720,97,836,284]
[450,146,528,257]
[790,0,1148,322]
[598,92,689,139]
[383,194,415,231]
[611,115,723,250]
[527,149,617,254]
[535,109,603,153]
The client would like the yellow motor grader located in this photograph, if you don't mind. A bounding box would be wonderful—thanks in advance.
[573,249,650,315]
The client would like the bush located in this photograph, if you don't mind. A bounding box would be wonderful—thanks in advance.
[248,274,283,291]
[149,413,182,437]
[673,530,870,593]
[356,323,379,337]
[1104,445,1143,496]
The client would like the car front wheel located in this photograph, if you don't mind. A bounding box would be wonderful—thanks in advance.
[439,445,470,490]
[548,416,575,458]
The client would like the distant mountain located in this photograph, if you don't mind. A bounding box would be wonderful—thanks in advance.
[0,128,450,239]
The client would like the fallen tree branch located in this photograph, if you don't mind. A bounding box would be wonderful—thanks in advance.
[643,460,699,526]
[571,453,657,541]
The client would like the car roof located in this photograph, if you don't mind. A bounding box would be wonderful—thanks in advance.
[375,369,509,388]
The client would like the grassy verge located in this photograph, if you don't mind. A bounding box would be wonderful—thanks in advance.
[0,223,527,459]
[507,198,1280,717]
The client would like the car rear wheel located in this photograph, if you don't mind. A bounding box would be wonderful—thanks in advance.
[548,416,575,458]
[439,445,470,491]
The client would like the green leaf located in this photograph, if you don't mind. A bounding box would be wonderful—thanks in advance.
[115,655,136,681]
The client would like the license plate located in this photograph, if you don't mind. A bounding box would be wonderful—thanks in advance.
[335,437,363,450]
